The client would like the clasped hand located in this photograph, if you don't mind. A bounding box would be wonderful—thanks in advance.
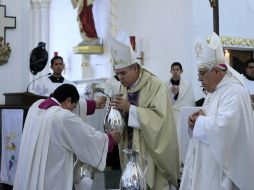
[171,85,179,95]
[110,96,130,112]
[188,109,205,129]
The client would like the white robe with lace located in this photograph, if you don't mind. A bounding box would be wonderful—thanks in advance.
[13,99,108,190]
[167,78,195,163]
[180,74,254,190]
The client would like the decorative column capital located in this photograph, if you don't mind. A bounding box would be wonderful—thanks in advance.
[31,0,50,9]
[40,0,50,8]
[31,1,41,9]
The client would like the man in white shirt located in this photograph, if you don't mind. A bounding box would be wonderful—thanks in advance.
[168,62,195,111]
[167,62,195,166]
[34,53,75,96]
[13,84,120,190]
[180,33,254,190]
[243,59,254,104]
[33,52,106,120]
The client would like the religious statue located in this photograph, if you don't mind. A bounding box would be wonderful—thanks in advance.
[71,0,100,46]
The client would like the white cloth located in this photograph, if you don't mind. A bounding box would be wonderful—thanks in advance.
[167,79,195,163]
[13,99,108,190]
[167,79,196,125]
[32,77,74,96]
[243,75,254,95]
[1,109,23,185]
[128,105,140,128]
[74,97,88,122]
[178,107,200,164]
[180,74,254,190]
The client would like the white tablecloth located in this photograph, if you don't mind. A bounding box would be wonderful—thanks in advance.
[178,107,200,164]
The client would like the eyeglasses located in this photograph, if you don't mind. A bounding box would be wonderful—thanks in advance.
[198,69,209,77]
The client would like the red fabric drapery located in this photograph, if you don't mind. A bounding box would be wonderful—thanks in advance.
[79,0,98,38]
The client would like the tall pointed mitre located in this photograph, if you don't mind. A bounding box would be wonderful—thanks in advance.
[195,32,225,70]
[110,30,138,69]
[195,32,244,85]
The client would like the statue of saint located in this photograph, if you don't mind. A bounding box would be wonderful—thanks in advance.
[71,0,100,45]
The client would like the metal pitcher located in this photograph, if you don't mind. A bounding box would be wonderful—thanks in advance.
[103,95,125,134]
[95,87,125,134]
[73,159,94,190]
[120,149,148,190]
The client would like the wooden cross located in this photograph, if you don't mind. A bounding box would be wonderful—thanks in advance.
[0,5,16,43]
[209,0,219,35]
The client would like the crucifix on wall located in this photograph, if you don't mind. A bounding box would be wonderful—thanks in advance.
[0,5,16,43]
[0,4,16,64]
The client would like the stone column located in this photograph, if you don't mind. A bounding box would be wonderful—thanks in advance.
[29,0,50,90]
[81,55,93,79]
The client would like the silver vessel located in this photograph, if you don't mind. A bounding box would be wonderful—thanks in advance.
[120,149,147,190]
[100,90,124,134]
[73,159,94,190]
[104,102,125,134]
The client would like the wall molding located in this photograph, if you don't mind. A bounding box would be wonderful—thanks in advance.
[220,36,254,49]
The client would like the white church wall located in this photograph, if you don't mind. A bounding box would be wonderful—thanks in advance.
[191,0,254,100]
[48,0,194,87]
[220,0,254,38]
[116,0,193,85]
[192,0,254,52]
[49,0,82,81]
[0,0,31,104]
[49,0,113,82]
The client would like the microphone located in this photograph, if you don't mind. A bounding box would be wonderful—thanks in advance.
[26,73,51,93]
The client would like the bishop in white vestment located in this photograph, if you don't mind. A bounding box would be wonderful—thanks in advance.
[180,33,254,190]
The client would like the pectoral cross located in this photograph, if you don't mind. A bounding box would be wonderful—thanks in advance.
[209,0,219,35]
[0,5,16,43]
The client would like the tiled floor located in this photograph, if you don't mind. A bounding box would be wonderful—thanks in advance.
[92,168,121,190]
[0,168,122,190]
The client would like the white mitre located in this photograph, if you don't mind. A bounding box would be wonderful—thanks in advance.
[195,32,225,71]
[195,32,244,85]
[110,30,138,70]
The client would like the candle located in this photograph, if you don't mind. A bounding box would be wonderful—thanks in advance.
[224,50,230,65]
